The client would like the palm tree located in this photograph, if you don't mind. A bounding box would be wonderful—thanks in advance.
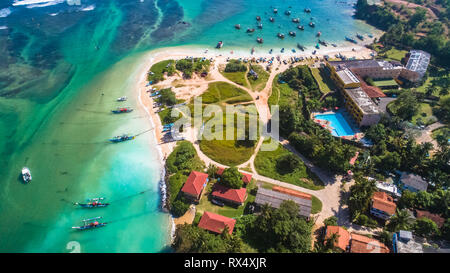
[387,209,412,232]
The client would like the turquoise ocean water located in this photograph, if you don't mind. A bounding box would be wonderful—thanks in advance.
[0,0,379,252]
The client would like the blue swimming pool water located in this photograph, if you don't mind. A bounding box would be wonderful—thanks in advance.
[315,112,357,137]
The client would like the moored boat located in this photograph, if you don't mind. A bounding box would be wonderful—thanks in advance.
[109,134,135,143]
[72,217,107,231]
[273,8,278,13]
[309,22,315,28]
[277,33,285,39]
[297,43,306,51]
[75,198,109,208]
[117,96,127,102]
[292,18,299,23]
[316,31,321,37]
[216,41,223,48]
[112,107,133,114]
[285,10,291,16]
[256,37,264,44]
[289,31,296,37]
[318,39,328,46]
[297,25,304,30]
[256,16,261,21]
[22,167,32,183]
[315,43,320,49]
[257,23,263,29]
[356,33,364,41]
[304,8,311,13]
[246,28,255,33]
[251,47,255,55]
[345,36,357,44]
[235,24,241,29]
[269,17,275,22]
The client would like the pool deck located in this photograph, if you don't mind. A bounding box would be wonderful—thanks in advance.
[311,110,364,141]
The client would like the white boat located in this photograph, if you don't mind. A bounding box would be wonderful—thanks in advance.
[22,167,32,183]
[117,96,127,102]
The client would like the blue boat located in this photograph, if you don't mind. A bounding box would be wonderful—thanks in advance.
[111,107,133,114]
[345,36,357,44]
[75,198,109,208]
[72,217,107,230]
[109,134,135,143]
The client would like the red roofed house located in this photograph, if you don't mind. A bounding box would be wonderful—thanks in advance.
[350,233,390,253]
[211,183,247,206]
[415,210,445,228]
[325,226,350,252]
[216,166,253,185]
[370,191,397,220]
[198,211,236,235]
[181,171,209,202]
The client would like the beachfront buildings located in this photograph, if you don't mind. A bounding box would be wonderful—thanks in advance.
[370,191,397,220]
[198,211,236,235]
[211,184,248,207]
[254,186,312,218]
[399,50,431,83]
[325,226,390,253]
[181,171,209,202]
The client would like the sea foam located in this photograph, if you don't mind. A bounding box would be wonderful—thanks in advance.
[0,8,12,18]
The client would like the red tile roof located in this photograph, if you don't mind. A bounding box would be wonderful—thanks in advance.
[372,191,397,215]
[354,72,386,98]
[198,211,236,235]
[216,167,225,176]
[212,184,247,204]
[326,226,350,251]
[272,186,312,200]
[415,210,445,228]
[181,171,208,198]
[350,233,389,253]
[240,172,253,184]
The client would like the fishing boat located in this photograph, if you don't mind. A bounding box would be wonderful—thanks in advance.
[304,8,311,13]
[356,33,364,41]
[368,34,373,38]
[112,107,133,114]
[109,134,135,143]
[22,167,32,183]
[75,198,109,208]
[277,33,285,39]
[117,96,127,102]
[315,43,320,49]
[292,18,299,23]
[269,17,275,22]
[297,43,306,51]
[292,48,296,53]
[256,16,261,21]
[316,31,321,37]
[216,41,223,48]
[331,43,338,47]
[251,47,255,55]
[285,10,291,16]
[309,22,315,28]
[280,48,285,53]
[345,36,357,44]
[234,24,241,29]
[256,37,264,44]
[246,28,255,33]
[269,49,273,54]
[72,217,107,231]
[318,39,328,46]
[257,23,263,29]
[312,50,317,55]
[297,25,304,30]
[273,8,278,13]
[289,31,296,37]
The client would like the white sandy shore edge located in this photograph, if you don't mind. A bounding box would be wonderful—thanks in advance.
[134,37,382,241]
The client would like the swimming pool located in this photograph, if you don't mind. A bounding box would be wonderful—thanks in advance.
[315,112,357,137]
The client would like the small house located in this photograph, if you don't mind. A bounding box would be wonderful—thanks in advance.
[181,171,209,202]
[198,211,236,235]
[370,191,397,220]
[400,173,428,192]
[211,184,247,206]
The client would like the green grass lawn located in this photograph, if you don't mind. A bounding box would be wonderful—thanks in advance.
[268,75,298,111]
[220,67,250,88]
[199,138,257,166]
[200,82,252,104]
[411,103,435,125]
[254,140,324,190]
[148,60,175,83]
[379,48,408,62]
[196,180,257,218]
[248,65,269,92]
[310,67,335,94]
[373,79,399,88]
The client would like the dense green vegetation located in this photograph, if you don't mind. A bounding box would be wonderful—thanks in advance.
[355,0,450,68]
[234,201,313,253]
[147,60,176,84]
[166,141,205,217]
[254,140,324,190]
[175,58,210,79]
[220,166,244,189]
